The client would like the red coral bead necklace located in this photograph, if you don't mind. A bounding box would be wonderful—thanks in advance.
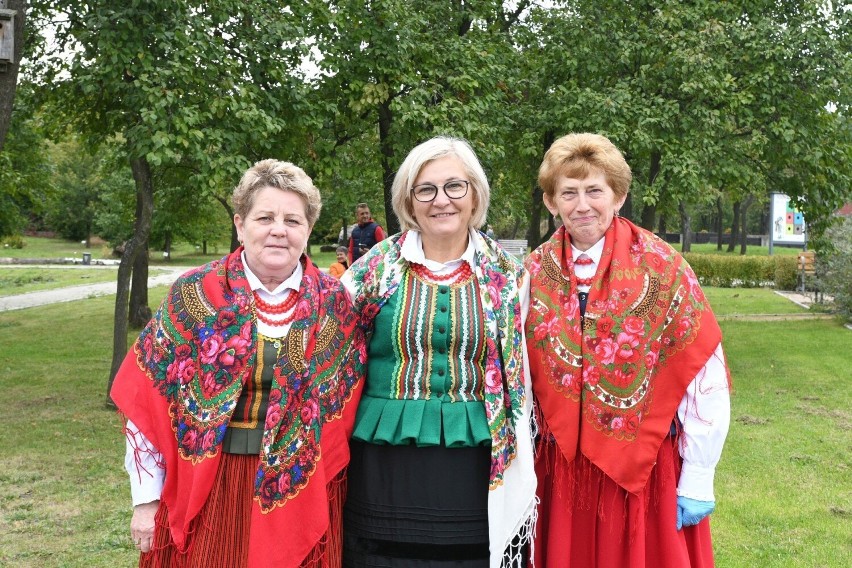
[574,254,594,287]
[410,261,473,284]
[253,290,298,326]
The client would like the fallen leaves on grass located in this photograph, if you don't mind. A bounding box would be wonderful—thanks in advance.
[736,414,768,425]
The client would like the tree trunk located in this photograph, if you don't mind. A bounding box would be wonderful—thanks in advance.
[378,98,399,234]
[739,194,755,255]
[0,0,25,152]
[215,194,239,251]
[340,217,349,246]
[107,156,155,407]
[679,201,692,253]
[510,216,520,240]
[129,238,152,328]
[230,224,239,252]
[640,150,661,231]
[163,231,172,260]
[715,196,724,251]
[640,203,656,232]
[621,192,633,222]
[202,239,208,255]
[527,181,544,248]
[727,201,741,253]
[527,131,555,248]
[546,205,556,237]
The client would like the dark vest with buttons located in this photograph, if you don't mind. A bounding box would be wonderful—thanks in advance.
[351,221,380,261]
[221,336,278,454]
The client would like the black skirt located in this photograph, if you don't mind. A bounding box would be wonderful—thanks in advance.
[343,440,491,567]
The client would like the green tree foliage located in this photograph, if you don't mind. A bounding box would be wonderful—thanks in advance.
[513,0,851,248]
[43,136,110,242]
[0,87,53,238]
[14,0,850,258]
[306,0,532,234]
[30,0,317,400]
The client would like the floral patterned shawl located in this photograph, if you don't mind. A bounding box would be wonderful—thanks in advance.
[111,248,365,568]
[343,230,537,568]
[525,218,722,494]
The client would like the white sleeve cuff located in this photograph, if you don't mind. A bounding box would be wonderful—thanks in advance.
[124,420,165,507]
[677,460,716,501]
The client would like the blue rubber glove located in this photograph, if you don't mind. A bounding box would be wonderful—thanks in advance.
[676,496,715,531]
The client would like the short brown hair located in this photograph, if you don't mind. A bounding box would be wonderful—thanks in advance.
[538,133,632,200]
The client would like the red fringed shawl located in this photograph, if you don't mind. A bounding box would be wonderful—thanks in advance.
[525,218,721,494]
[111,249,365,567]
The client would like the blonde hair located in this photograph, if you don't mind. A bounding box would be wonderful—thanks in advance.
[391,136,490,231]
[232,159,322,226]
[538,133,632,200]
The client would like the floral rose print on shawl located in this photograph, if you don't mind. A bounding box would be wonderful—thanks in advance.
[134,254,363,510]
[527,222,712,441]
[346,231,527,489]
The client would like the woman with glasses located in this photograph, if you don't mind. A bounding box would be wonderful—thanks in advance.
[339,136,537,567]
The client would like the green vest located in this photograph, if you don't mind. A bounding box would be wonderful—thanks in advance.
[352,271,490,447]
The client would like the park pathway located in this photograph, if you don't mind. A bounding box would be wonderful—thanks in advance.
[0,266,189,312]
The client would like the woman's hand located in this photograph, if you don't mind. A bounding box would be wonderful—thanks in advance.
[130,500,160,553]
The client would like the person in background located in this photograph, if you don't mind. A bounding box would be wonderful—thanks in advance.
[329,245,349,279]
[341,136,537,567]
[111,159,364,568]
[348,202,385,263]
[526,133,731,567]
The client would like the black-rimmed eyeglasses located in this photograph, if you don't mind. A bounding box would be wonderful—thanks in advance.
[411,180,470,203]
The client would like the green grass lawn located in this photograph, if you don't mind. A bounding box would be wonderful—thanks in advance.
[1,236,105,260]
[715,318,852,567]
[1,236,234,266]
[704,287,809,316]
[679,242,802,256]
[0,288,848,567]
[1,236,337,270]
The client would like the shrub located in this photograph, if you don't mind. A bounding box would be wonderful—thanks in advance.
[683,253,795,289]
[2,235,25,249]
[773,257,798,291]
[821,217,852,321]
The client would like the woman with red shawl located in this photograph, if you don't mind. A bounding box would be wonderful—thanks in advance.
[526,133,731,567]
[111,159,365,567]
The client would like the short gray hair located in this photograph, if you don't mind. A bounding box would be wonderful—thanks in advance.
[391,136,490,232]
[232,159,322,226]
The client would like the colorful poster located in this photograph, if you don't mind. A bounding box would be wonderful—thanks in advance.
[770,193,806,245]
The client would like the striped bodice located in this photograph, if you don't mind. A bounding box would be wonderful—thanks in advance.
[353,269,490,447]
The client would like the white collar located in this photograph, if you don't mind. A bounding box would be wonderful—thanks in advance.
[241,252,303,297]
[400,229,477,272]
[571,237,605,265]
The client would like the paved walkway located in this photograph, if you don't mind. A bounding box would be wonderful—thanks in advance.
[0,267,188,312]
[772,290,817,309]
